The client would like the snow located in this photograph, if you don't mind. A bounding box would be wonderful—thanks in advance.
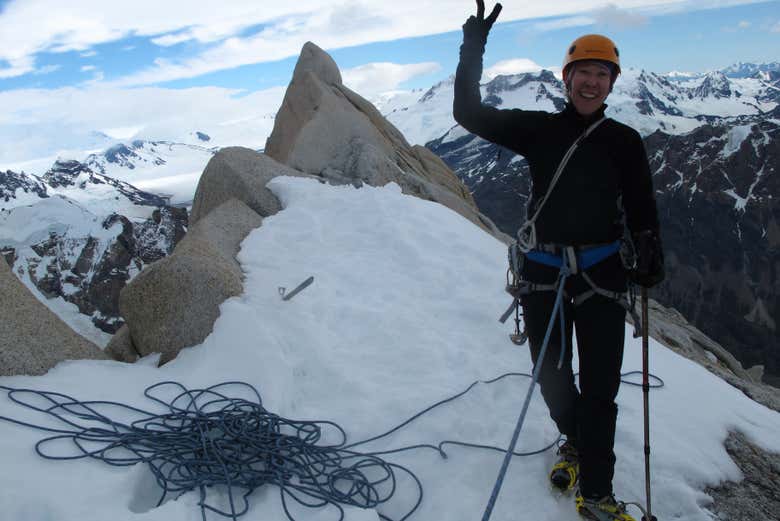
[382,79,457,147]
[0,195,106,246]
[88,141,215,206]
[0,186,44,210]
[2,177,779,521]
[721,125,753,158]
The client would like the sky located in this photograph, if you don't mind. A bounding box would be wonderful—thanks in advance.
[2,175,780,521]
[0,0,779,166]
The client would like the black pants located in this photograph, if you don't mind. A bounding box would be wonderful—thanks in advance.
[521,255,627,498]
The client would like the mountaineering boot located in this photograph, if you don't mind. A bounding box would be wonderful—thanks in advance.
[549,439,579,491]
[575,491,637,521]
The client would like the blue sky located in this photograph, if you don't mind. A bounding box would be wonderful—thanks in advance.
[0,0,778,166]
[2,0,778,92]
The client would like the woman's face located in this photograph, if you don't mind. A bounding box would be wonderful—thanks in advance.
[568,61,612,117]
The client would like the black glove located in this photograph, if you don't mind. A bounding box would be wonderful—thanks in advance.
[630,229,665,288]
[462,0,503,48]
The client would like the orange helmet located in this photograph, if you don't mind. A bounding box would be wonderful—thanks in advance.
[562,34,621,78]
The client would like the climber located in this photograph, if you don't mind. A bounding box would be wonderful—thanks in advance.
[453,2,665,521]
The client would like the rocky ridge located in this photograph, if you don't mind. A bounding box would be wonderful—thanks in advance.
[107,41,501,366]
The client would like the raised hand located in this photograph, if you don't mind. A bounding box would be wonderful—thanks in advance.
[462,0,503,46]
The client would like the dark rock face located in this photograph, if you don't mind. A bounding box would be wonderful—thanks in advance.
[429,110,780,384]
[694,71,736,99]
[1,170,48,206]
[19,207,188,333]
[42,159,168,206]
[428,132,532,235]
[1,164,189,335]
[646,118,779,379]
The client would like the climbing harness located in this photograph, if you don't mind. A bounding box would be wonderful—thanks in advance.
[500,239,642,347]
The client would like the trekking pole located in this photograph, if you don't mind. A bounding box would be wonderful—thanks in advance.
[641,288,657,521]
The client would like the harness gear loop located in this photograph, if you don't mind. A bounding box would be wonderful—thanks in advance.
[516,117,607,253]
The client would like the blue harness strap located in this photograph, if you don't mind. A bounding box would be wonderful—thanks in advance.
[525,241,620,271]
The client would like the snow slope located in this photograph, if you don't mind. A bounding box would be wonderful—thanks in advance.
[1,177,779,521]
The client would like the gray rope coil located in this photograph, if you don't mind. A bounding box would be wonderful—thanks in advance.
[0,372,662,521]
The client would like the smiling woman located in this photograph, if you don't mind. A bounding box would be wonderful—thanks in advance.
[453,2,664,519]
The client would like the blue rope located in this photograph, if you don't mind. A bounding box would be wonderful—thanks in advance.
[480,266,571,521]
[0,375,559,521]
[0,358,663,521]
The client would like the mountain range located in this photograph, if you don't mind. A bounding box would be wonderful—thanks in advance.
[1,61,778,384]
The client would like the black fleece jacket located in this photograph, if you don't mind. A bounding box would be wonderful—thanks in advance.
[453,43,660,246]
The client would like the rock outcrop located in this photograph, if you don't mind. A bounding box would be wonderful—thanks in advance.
[707,431,780,521]
[190,147,306,224]
[112,43,513,365]
[265,42,504,240]
[119,197,262,364]
[1,259,106,376]
[113,147,315,364]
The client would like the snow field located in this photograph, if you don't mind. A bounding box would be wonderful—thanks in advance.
[1,177,779,521]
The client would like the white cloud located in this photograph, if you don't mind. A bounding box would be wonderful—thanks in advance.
[590,4,648,28]
[723,19,752,32]
[80,65,95,72]
[100,125,143,140]
[151,33,193,47]
[770,21,780,33]
[532,16,595,32]
[0,55,35,79]
[342,62,441,97]
[33,64,61,75]
[0,0,770,85]
[482,58,546,81]
[0,84,286,166]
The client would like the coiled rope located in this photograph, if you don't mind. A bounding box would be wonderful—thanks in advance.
[0,371,663,521]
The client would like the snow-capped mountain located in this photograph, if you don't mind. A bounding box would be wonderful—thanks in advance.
[0,170,48,209]
[382,65,779,147]
[721,61,780,78]
[83,139,217,206]
[390,64,779,387]
[0,158,188,344]
[693,71,738,99]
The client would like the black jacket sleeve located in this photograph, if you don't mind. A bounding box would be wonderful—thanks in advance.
[620,129,660,235]
[453,41,547,156]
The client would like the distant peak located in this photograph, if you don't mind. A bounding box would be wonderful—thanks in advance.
[293,42,342,86]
